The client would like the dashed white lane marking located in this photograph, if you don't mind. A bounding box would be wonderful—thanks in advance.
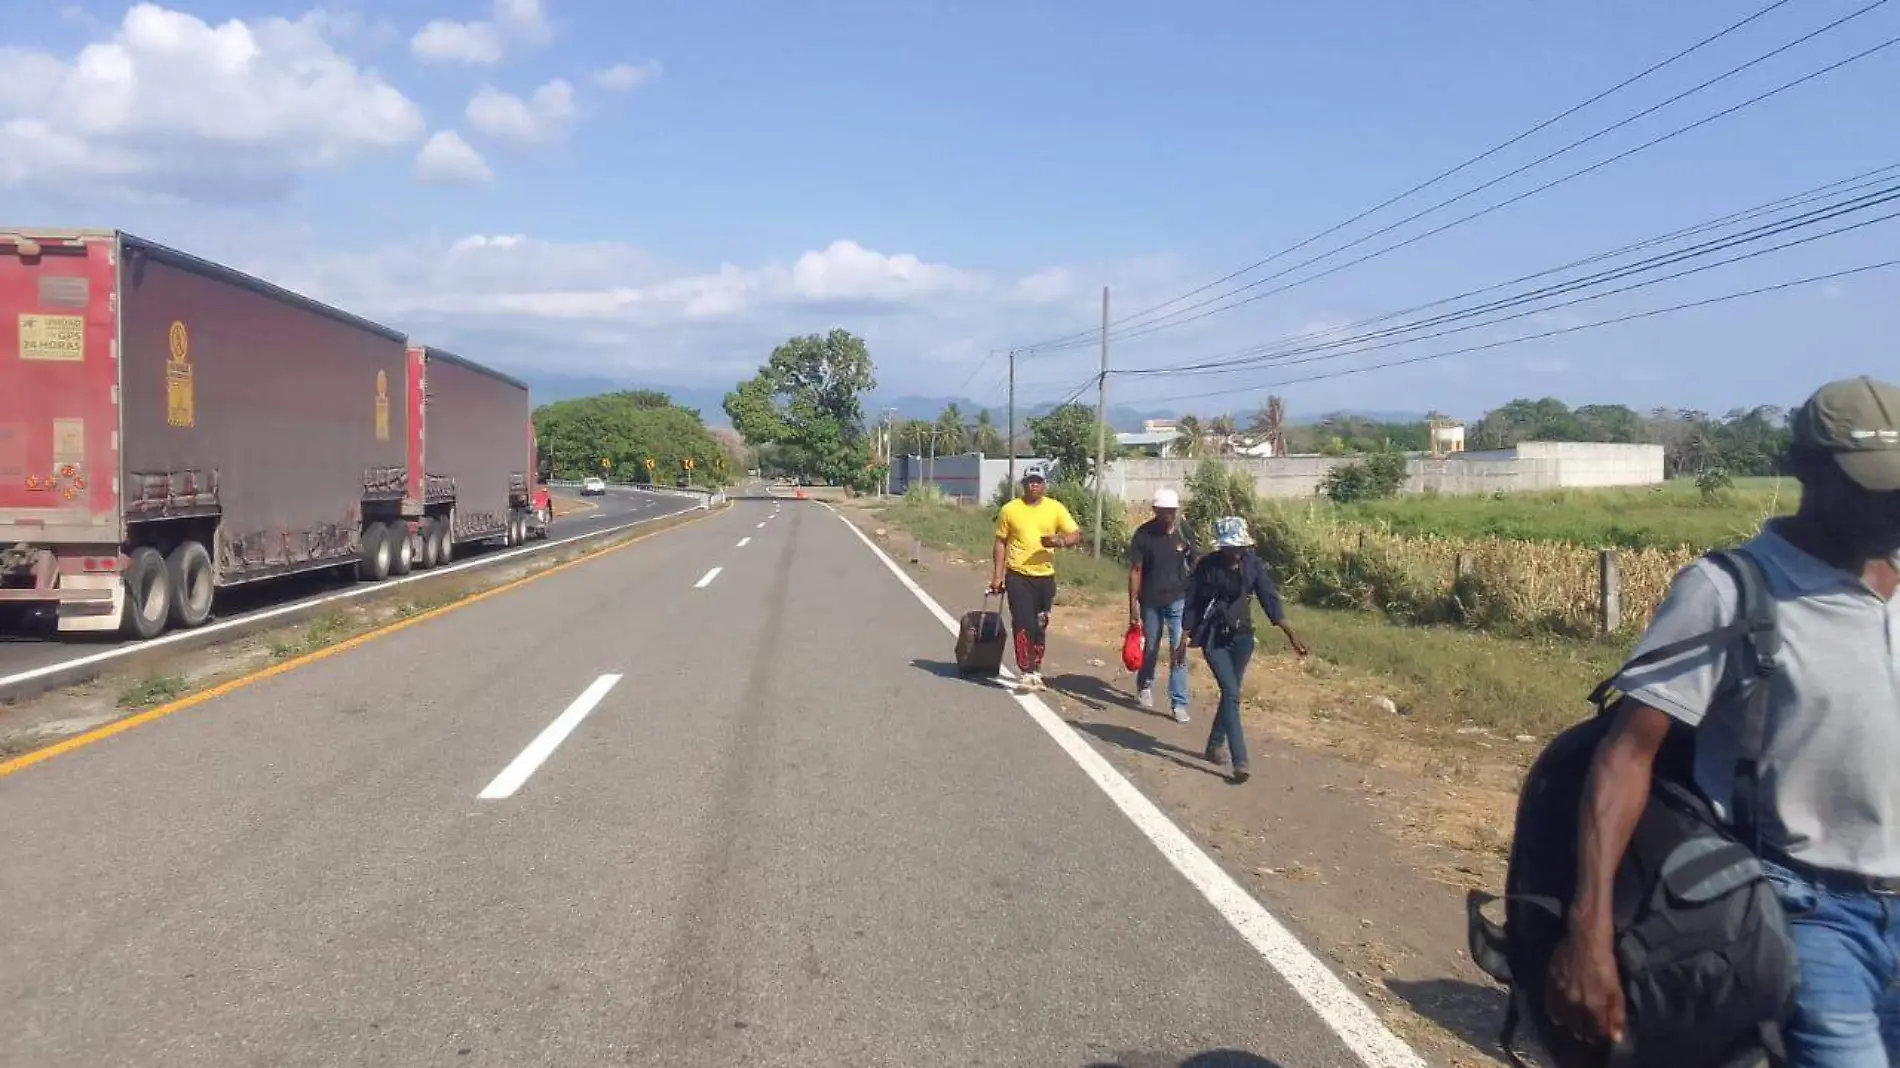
[828,506,1425,1068]
[478,674,622,800]
[737,537,752,548]
[757,521,769,529]
[694,567,723,589]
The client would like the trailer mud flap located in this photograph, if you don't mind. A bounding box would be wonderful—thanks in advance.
[54,573,123,632]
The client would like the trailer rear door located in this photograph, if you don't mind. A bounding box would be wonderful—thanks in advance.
[0,232,121,541]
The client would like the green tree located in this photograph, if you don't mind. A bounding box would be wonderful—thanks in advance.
[972,409,1004,456]
[533,393,734,488]
[1028,403,1122,479]
[935,402,968,454]
[724,329,878,485]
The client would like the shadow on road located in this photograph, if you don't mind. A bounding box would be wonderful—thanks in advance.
[909,658,1012,687]
[1044,672,1141,713]
[1069,720,1226,782]
[1083,1051,1282,1068]
[1385,976,1515,1065]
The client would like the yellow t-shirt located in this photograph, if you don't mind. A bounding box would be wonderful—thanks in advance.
[994,497,1080,578]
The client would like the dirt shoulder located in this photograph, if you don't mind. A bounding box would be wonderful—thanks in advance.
[842,501,1532,1068]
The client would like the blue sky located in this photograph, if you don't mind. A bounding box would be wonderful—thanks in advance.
[4,0,1897,421]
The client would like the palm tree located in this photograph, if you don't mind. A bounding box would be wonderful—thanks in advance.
[1175,414,1205,459]
[1249,395,1287,456]
[1209,413,1238,454]
[935,403,967,454]
[972,409,1004,456]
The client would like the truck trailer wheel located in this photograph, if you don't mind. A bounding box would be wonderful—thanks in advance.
[166,541,215,629]
[388,522,415,576]
[430,521,453,567]
[416,519,439,569]
[122,546,172,640]
[358,522,392,582]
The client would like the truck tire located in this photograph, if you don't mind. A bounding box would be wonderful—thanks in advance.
[166,540,215,629]
[358,522,392,582]
[122,546,172,640]
[511,514,526,546]
[388,521,415,576]
[431,521,453,566]
[417,518,441,569]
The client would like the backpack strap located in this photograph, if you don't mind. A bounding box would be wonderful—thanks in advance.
[1705,548,1780,854]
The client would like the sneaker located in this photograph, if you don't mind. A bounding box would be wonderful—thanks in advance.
[1136,686,1155,710]
[1171,706,1190,724]
[1231,766,1252,785]
[1016,671,1044,693]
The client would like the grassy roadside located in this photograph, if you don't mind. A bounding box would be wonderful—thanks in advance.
[0,505,723,766]
[871,495,1631,740]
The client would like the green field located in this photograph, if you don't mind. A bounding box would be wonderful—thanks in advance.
[1328,476,1796,550]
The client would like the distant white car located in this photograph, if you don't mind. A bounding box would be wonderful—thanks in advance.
[580,477,606,496]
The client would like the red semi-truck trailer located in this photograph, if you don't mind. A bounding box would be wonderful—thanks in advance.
[0,230,548,640]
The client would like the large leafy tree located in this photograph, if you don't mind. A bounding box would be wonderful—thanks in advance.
[533,392,733,487]
[972,409,1004,455]
[1028,403,1122,480]
[724,329,878,486]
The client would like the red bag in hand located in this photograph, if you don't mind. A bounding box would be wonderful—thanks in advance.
[1121,623,1145,673]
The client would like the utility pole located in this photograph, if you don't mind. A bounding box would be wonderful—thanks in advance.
[1006,349,1017,500]
[1092,286,1109,558]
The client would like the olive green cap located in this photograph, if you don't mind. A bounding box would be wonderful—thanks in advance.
[1791,376,1900,492]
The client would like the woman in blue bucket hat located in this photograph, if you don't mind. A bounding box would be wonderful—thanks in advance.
[1178,516,1310,783]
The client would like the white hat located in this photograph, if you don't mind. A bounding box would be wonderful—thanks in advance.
[1152,488,1180,509]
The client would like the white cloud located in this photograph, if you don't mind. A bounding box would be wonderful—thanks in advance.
[411,0,550,64]
[465,79,575,145]
[415,130,492,185]
[0,3,424,200]
[592,60,661,91]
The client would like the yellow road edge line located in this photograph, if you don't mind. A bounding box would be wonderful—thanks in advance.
[0,506,723,778]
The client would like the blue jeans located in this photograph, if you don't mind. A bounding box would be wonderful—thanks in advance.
[1761,858,1900,1068]
[1200,629,1256,771]
[1137,598,1190,712]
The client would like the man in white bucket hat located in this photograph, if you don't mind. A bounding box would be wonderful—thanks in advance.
[1126,486,1195,722]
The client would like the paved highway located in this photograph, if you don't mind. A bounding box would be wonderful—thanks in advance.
[0,498,1415,1068]
[0,486,692,686]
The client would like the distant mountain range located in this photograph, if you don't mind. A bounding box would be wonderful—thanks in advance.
[516,371,1438,431]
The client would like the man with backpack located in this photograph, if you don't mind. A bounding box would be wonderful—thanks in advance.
[1545,377,1900,1068]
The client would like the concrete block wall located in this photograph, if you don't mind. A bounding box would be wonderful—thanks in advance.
[892,454,1054,503]
[1104,443,1666,503]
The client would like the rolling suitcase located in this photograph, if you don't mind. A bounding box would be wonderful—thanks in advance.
[955,592,1008,676]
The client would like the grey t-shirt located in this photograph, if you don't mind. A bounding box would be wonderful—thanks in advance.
[1614,521,1900,878]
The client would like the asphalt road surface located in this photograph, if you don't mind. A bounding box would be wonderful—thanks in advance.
[0,498,1405,1068]
[0,487,690,684]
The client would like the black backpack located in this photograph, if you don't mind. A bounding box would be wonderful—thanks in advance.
[1466,548,1799,1068]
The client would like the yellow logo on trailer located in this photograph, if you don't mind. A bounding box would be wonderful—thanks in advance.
[374,370,390,441]
[166,321,194,428]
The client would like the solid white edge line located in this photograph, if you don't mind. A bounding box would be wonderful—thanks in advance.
[0,493,700,691]
[478,673,622,799]
[694,567,723,589]
[828,506,1427,1068]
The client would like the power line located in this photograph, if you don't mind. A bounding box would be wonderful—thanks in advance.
[1141,257,1900,407]
[1080,29,1900,351]
[1117,182,1900,378]
[1112,161,1900,376]
[1006,0,1803,354]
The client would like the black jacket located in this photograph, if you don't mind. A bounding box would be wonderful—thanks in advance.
[1185,550,1285,648]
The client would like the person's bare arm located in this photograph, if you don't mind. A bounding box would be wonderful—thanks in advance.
[1546,700,1673,1045]
[990,537,1007,593]
[1127,562,1144,623]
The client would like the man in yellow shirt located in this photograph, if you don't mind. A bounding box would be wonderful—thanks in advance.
[989,470,1083,691]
